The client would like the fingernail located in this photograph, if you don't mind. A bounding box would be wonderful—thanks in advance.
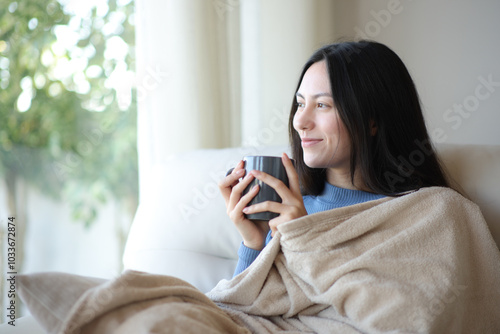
[252,184,259,191]
[236,169,245,176]
[242,207,249,213]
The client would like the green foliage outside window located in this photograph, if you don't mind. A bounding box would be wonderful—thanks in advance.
[0,0,138,226]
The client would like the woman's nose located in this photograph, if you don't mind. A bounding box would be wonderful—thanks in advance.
[293,106,314,132]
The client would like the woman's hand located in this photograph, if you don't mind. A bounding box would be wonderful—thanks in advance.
[242,153,307,237]
[218,160,270,251]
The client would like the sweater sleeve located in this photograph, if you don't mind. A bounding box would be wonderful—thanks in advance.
[233,243,261,277]
[233,231,273,277]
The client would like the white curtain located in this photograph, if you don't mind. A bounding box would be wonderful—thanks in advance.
[135,0,335,197]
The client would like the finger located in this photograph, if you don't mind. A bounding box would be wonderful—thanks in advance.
[229,160,246,185]
[269,219,278,237]
[219,161,245,188]
[229,160,245,178]
[233,160,245,173]
[219,161,245,204]
[268,209,300,237]
[250,170,294,202]
[227,173,256,210]
[244,199,306,224]
[268,216,286,237]
[219,168,245,193]
[282,153,301,197]
[242,200,283,215]
[233,183,261,214]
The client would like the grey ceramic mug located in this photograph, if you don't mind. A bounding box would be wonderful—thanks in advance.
[228,155,294,221]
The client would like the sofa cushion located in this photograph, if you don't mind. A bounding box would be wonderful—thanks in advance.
[437,144,500,249]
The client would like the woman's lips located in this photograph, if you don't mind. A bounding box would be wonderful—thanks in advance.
[301,138,323,148]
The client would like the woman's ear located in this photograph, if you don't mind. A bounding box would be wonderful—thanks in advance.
[370,120,377,136]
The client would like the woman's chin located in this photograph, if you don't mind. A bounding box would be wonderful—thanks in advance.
[304,159,325,169]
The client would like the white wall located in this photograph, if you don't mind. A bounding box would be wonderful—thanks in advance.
[333,0,500,145]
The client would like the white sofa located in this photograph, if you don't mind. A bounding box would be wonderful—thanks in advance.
[3,144,500,333]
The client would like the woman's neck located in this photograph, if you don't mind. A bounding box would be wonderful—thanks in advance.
[326,166,368,191]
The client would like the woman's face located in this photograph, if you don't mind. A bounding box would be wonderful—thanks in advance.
[293,60,352,177]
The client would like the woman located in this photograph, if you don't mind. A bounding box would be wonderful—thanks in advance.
[211,41,499,333]
[219,40,451,276]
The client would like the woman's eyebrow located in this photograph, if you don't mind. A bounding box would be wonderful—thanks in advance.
[295,92,333,99]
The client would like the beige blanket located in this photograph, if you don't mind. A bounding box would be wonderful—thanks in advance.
[207,187,500,333]
[59,187,500,333]
[56,272,250,334]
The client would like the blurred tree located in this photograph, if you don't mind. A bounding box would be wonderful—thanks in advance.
[0,0,138,316]
[1,0,138,222]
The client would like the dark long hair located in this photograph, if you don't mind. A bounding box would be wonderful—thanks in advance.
[289,40,451,196]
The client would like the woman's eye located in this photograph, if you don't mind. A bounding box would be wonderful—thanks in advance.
[296,102,305,108]
[317,103,326,108]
